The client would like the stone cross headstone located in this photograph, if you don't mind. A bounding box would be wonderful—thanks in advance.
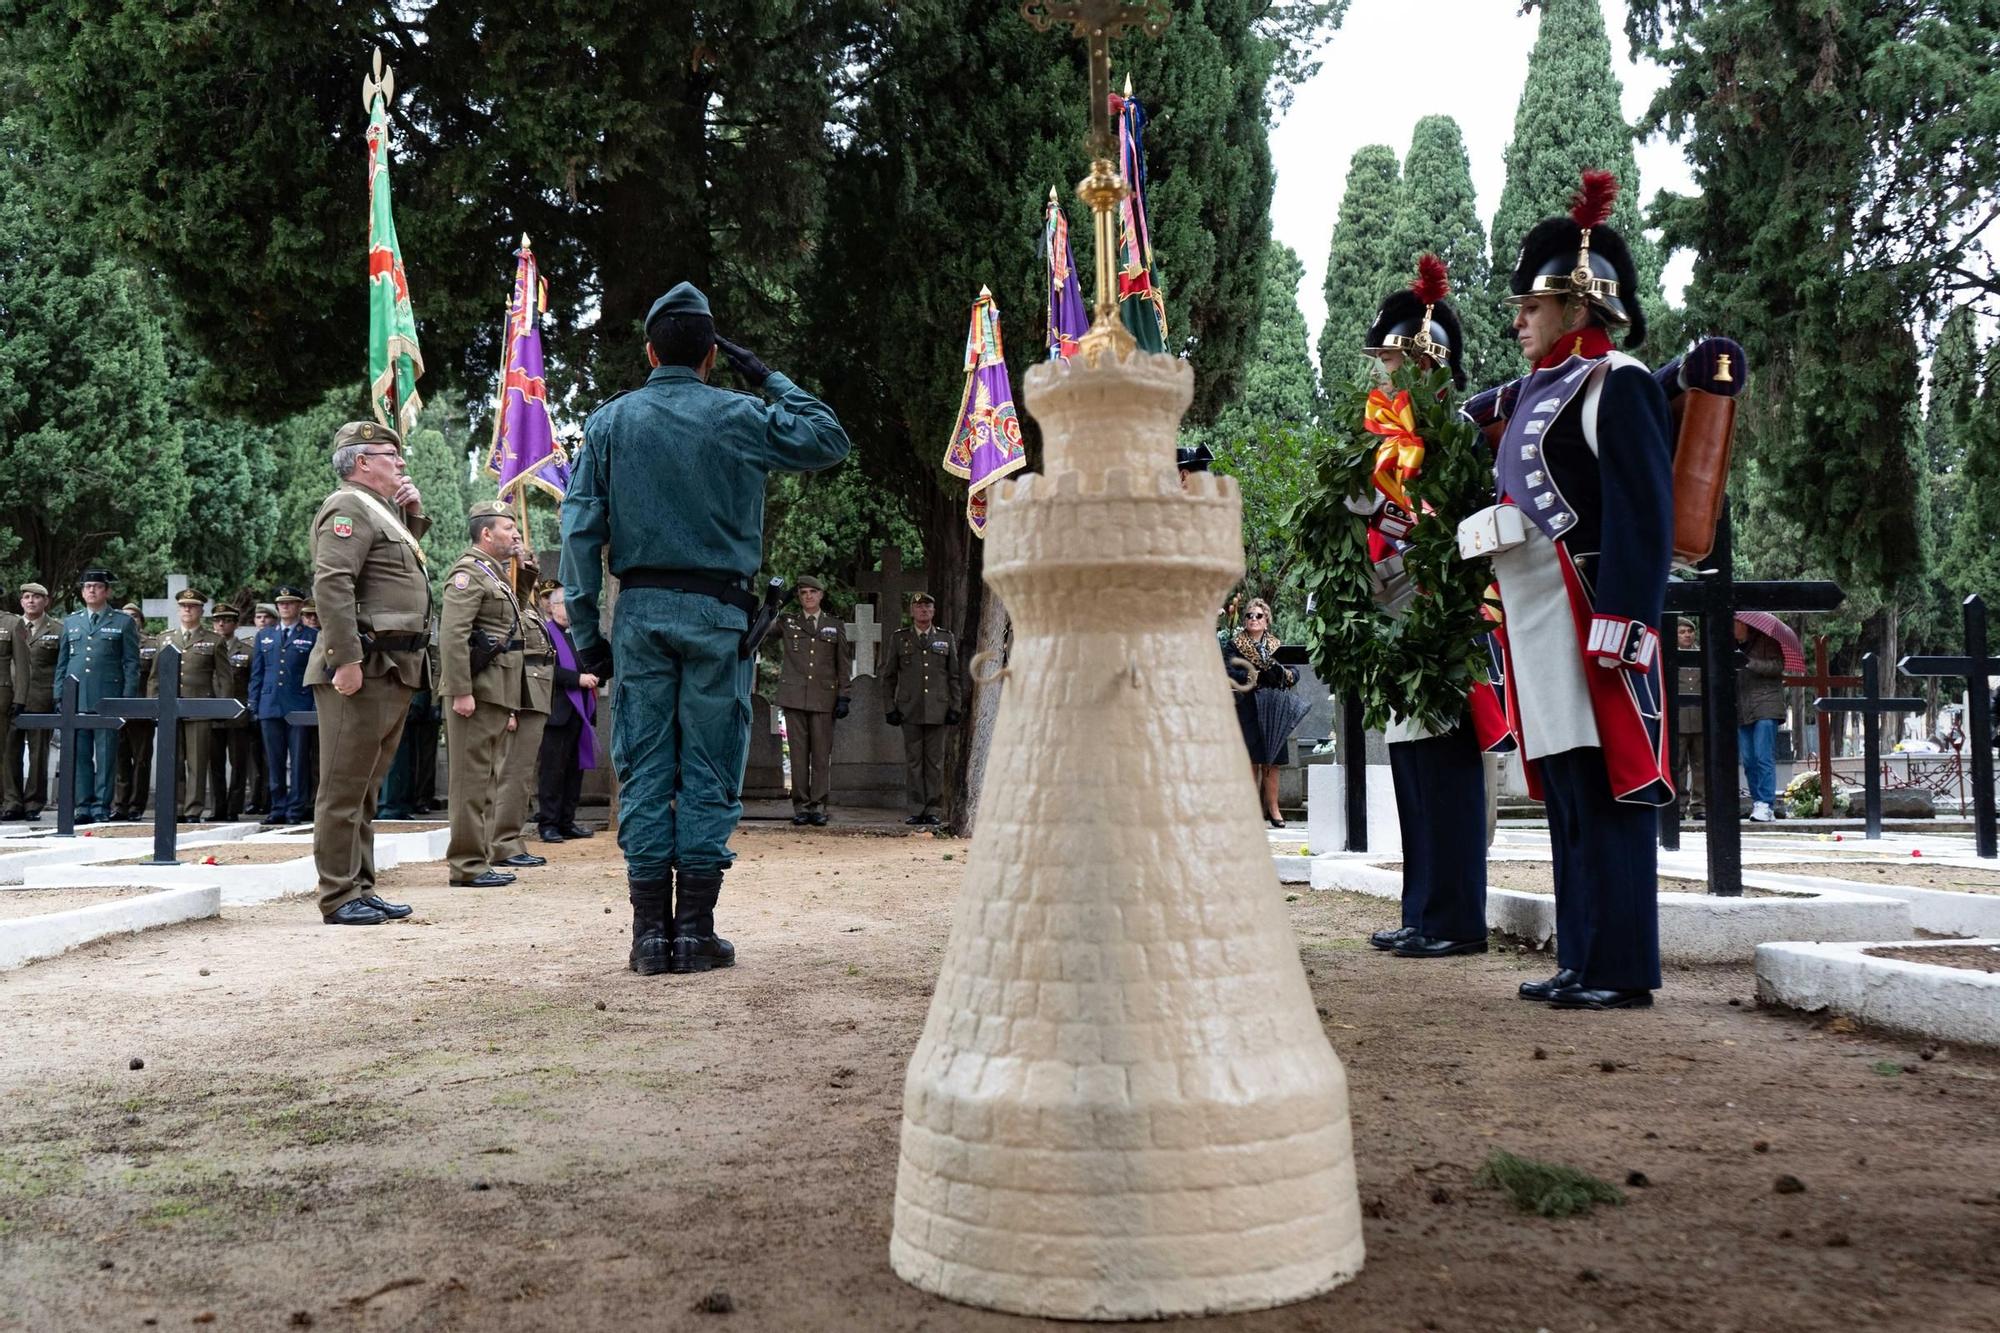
[846,603,882,679]
[101,644,248,864]
[142,573,192,623]
[853,544,928,607]
[1782,635,1860,819]
[1814,653,1922,841]
[13,675,125,837]
[1899,594,2000,858]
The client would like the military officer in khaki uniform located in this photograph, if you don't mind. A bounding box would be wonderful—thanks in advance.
[10,583,60,818]
[306,420,434,924]
[881,591,967,826]
[772,575,851,826]
[149,588,231,819]
[441,500,527,887]
[206,603,257,820]
[0,587,28,819]
[487,542,552,870]
[113,601,161,820]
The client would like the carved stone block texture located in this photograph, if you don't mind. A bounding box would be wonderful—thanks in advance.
[890,352,1364,1319]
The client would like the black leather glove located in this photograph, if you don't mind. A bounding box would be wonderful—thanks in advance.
[6,703,19,718]
[833,696,850,720]
[943,709,961,726]
[579,639,615,680]
[1257,663,1286,689]
[886,709,904,727]
[713,335,772,389]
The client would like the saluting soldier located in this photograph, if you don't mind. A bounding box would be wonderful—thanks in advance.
[0,586,27,820]
[441,500,528,888]
[53,569,142,824]
[10,583,60,818]
[772,575,851,826]
[487,543,553,871]
[881,591,967,827]
[561,281,851,975]
[112,601,160,820]
[205,603,256,821]
[305,420,433,924]
[150,588,231,820]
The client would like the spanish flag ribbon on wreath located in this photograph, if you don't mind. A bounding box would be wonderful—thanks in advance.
[942,287,1026,538]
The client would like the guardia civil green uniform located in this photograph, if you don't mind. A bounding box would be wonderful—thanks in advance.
[881,593,968,824]
[13,587,61,816]
[441,502,527,885]
[52,572,142,823]
[151,589,231,819]
[562,281,851,974]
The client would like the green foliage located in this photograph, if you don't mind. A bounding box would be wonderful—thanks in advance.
[1317,145,1401,391]
[764,465,923,611]
[1946,343,2000,605]
[1489,0,1662,321]
[172,417,282,599]
[1382,116,1510,387]
[0,114,185,601]
[1284,362,1495,736]
[1478,1148,1625,1218]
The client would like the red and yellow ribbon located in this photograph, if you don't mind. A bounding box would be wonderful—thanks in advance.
[1363,387,1425,510]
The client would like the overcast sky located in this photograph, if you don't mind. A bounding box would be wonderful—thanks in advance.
[1267,0,1696,362]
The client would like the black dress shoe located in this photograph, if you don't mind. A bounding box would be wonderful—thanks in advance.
[260,813,286,826]
[451,871,515,888]
[0,807,25,821]
[1518,969,1581,1001]
[1369,926,1415,951]
[74,814,96,826]
[360,894,413,920]
[808,812,830,826]
[325,899,389,925]
[560,823,593,839]
[1549,985,1654,1010]
[904,814,929,825]
[790,812,811,826]
[538,826,566,843]
[502,853,547,868]
[1394,935,1489,958]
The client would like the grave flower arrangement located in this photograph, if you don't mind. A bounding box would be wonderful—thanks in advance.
[1783,770,1851,820]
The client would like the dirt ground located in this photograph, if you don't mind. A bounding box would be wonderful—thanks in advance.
[1753,860,2000,893]
[3,830,1998,1333]
[1866,944,2000,973]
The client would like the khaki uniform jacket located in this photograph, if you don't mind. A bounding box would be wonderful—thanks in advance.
[439,547,524,708]
[0,613,26,710]
[218,631,256,721]
[305,483,436,692]
[149,626,231,699]
[883,625,967,724]
[772,612,851,712]
[519,604,555,714]
[136,631,163,694]
[19,617,61,712]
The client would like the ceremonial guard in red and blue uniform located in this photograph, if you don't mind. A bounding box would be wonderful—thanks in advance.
[1474,172,1673,1010]
[1349,257,1513,960]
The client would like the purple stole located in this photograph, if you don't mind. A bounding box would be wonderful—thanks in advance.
[550,622,598,770]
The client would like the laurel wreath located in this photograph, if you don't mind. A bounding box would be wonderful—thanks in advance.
[1283,362,1498,737]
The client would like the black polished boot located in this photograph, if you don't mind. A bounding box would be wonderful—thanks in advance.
[1518,968,1580,1001]
[668,871,736,974]
[1369,926,1416,951]
[628,875,673,976]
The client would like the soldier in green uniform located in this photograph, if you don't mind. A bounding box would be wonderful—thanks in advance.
[488,545,553,869]
[205,603,256,821]
[562,281,851,975]
[11,583,60,818]
[150,588,231,819]
[306,420,434,925]
[881,591,968,827]
[0,586,26,820]
[53,569,142,824]
[441,500,527,888]
[772,575,852,826]
[113,600,160,820]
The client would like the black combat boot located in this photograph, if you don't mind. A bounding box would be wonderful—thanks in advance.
[628,875,673,976]
[668,872,736,974]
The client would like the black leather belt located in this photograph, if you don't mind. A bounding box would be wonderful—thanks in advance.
[618,568,758,617]
[526,652,554,665]
[362,632,428,653]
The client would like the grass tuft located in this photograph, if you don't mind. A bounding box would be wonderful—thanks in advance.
[1477,1149,1625,1218]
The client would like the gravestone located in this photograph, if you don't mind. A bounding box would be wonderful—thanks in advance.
[142,574,193,623]
[820,549,938,812]
[847,603,883,678]
[743,695,786,800]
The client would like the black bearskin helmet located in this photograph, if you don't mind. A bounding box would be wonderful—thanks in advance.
[1506,170,1647,350]
[1364,254,1466,388]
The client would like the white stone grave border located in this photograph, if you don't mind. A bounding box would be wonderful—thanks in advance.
[0,885,220,972]
[1756,938,2000,1048]
[0,823,260,886]
[24,824,449,907]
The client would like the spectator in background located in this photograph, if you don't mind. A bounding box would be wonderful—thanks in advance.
[1674,619,1704,820]
[535,584,598,842]
[1734,617,1787,823]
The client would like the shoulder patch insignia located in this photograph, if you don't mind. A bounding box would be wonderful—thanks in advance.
[453,572,471,590]
[331,516,354,539]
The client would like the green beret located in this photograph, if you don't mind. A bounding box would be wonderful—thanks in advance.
[794,574,824,593]
[332,420,402,452]
[647,282,711,328]
[469,500,515,520]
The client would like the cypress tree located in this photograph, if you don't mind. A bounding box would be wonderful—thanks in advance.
[1317,145,1401,390]
[1382,116,1507,388]
[1946,342,2000,606]
[1488,0,1661,326]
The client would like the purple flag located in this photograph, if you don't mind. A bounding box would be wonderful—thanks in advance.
[1044,189,1089,361]
[486,239,570,502]
[941,287,1026,538]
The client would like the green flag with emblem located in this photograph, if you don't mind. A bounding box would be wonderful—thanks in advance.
[364,50,423,435]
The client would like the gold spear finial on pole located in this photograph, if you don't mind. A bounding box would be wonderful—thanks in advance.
[1020,0,1171,365]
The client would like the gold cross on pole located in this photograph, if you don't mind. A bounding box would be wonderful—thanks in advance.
[1020,0,1171,363]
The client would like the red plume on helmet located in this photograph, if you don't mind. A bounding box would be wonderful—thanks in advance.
[1411,253,1450,306]
[1569,170,1618,229]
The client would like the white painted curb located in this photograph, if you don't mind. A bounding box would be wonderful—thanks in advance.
[0,885,221,971]
[1756,939,2000,1047]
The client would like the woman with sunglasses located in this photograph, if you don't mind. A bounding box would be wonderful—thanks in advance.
[1224,598,1306,827]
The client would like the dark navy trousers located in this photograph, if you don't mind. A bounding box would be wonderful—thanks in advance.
[1536,745,1662,991]
[259,718,311,821]
[1389,726,1488,941]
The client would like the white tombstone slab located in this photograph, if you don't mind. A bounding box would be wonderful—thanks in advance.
[1307,760,1402,857]
[846,602,882,679]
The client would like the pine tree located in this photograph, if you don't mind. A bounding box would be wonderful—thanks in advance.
[1489,0,1661,328]
[1382,116,1507,387]
[1317,145,1401,389]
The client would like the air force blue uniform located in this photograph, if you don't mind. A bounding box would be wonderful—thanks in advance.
[52,607,141,820]
[250,619,317,820]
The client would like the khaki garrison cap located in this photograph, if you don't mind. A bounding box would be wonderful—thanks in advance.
[794,574,825,593]
[332,420,402,452]
[469,500,515,520]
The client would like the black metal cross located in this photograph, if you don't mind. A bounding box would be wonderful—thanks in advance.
[1898,594,1999,858]
[1814,653,1923,841]
[1663,506,1844,893]
[100,643,248,865]
[13,675,126,838]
